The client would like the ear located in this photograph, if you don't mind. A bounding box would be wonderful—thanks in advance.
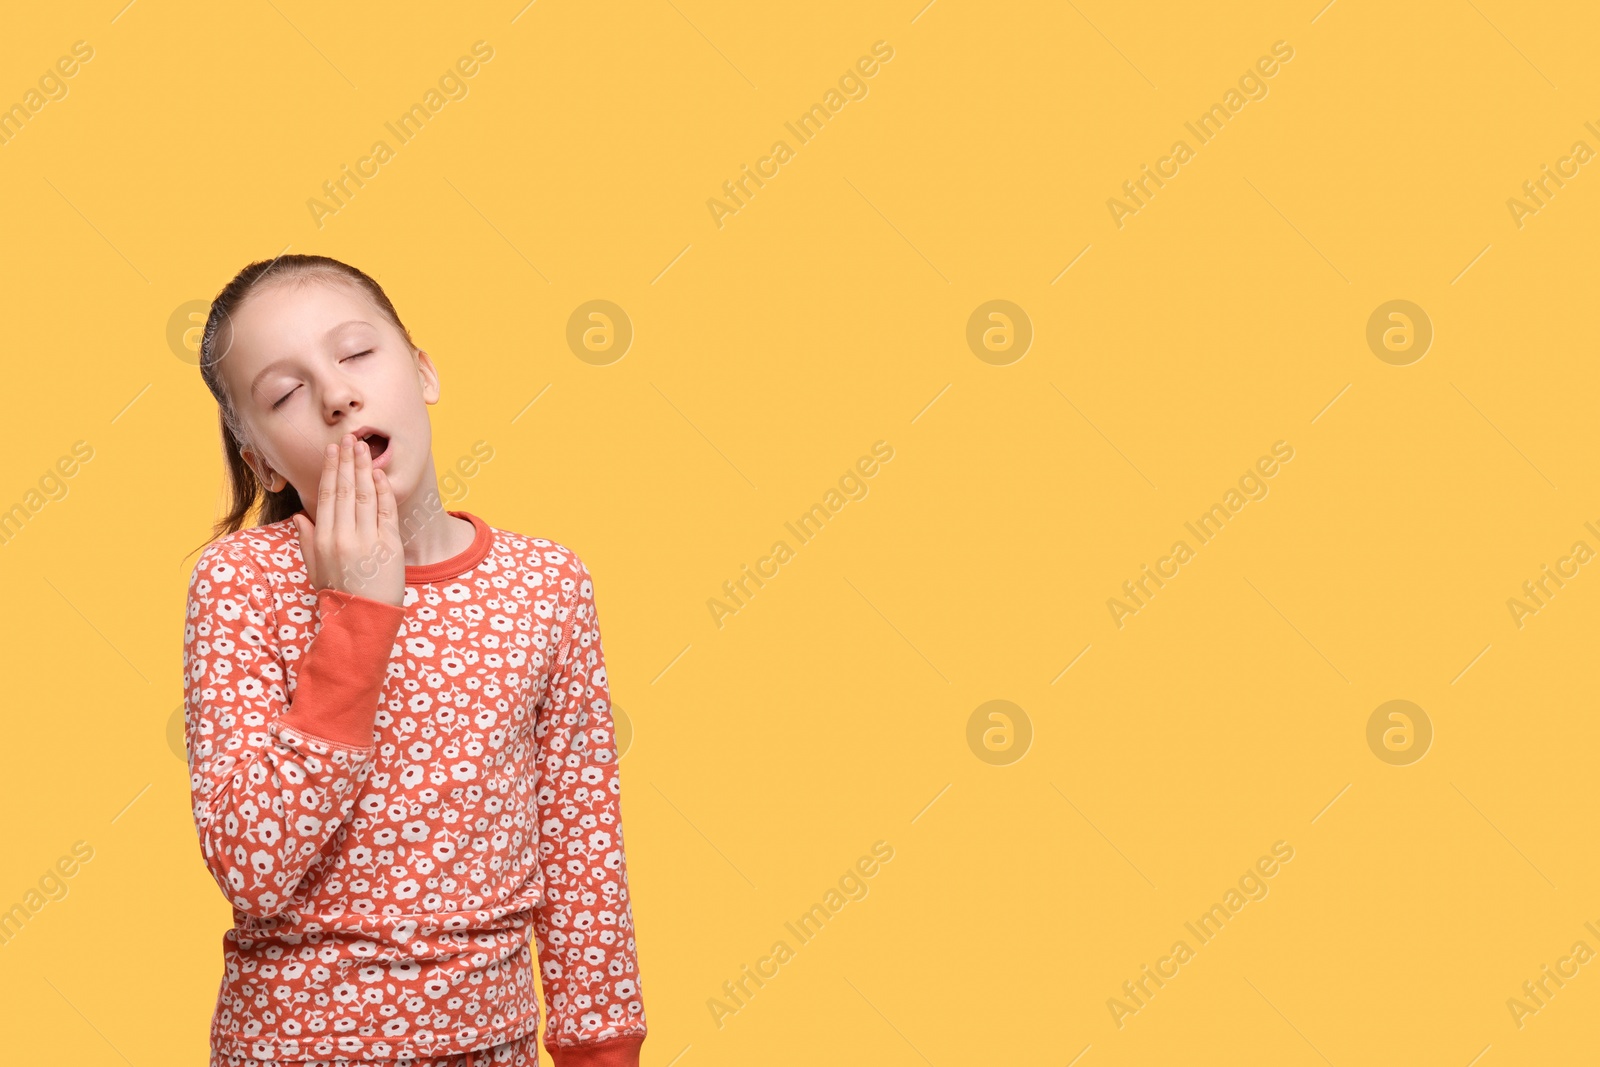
[241,445,287,492]
[416,348,442,405]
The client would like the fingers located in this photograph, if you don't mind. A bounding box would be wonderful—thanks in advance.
[335,432,356,549]
[354,435,376,541]
[290,513,316,584]
[374,467,398,536]
[308,433,393,596]
[317,440,338,511]
[316,441,338,584]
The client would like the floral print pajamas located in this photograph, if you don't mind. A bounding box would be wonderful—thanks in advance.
[182,510,646,1066]
[210,1028,542,1067]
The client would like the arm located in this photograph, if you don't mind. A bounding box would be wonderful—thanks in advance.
[533,548,648,1067]
[181,539,404,919]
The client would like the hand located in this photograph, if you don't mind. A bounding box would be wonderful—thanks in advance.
[290,433,405,608]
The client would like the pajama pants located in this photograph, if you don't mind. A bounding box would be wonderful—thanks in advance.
[209,1031,543,1067]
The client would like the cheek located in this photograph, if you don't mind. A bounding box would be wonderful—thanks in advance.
[259,427,327,491]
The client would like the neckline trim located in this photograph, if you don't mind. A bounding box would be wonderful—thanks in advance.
[289,508,493,585]
[407,510,493,584]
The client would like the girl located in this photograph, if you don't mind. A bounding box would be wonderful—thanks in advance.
[182,255,647,1067]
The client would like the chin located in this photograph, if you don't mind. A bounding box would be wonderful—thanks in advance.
[386,474,418,507]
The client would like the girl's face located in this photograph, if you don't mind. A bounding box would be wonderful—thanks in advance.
[216,278,441,521]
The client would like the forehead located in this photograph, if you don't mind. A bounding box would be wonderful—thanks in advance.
[215,277,386,386]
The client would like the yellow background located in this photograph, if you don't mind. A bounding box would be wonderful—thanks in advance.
[2,1,1597,1063]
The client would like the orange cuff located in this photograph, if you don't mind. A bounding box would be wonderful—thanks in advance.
[548,1035,644,1067]
[277,588,404,749]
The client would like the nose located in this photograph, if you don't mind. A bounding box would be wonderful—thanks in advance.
[326,389,361,422]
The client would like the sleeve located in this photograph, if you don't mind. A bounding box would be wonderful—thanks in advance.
[181,540,406,919]
[532,549,648,1067]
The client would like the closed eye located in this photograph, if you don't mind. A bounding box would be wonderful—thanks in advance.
[270,350,373,409]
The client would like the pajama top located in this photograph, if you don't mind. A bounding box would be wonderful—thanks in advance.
[181,509,646,1065]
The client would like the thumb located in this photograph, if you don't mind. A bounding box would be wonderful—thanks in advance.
[291,514,316,581]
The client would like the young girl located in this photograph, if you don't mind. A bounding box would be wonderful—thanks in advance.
[182,254,646,1067]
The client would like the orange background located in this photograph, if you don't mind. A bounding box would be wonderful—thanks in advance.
[3,2,1599,1063]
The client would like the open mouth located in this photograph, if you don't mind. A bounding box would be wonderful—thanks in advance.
[360,433,391,458]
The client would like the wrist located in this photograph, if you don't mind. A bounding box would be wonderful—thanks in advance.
[277,588,404,748]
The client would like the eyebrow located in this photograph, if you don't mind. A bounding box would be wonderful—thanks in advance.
[249,320,376,398]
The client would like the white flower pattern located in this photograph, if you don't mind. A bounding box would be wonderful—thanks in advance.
[183,511,646,1065]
